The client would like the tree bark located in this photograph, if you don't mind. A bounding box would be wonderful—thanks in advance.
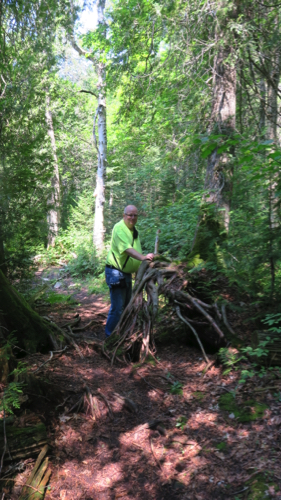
[93,0,107,252]
[68,0,107,252]
[0,270,53,352]
[45,94,61,248]
[204,44,236,231]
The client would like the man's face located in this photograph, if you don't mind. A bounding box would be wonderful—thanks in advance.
[123,207,138,229]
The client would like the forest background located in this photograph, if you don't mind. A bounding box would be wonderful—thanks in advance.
[1,0,281,317]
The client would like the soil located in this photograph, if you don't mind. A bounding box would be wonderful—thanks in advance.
[2,270,281,500]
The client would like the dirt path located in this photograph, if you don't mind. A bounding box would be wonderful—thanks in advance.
[6,276,281,500]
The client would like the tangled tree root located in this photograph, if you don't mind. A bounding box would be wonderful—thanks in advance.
[64,385,137,420]
[104,260,228,365]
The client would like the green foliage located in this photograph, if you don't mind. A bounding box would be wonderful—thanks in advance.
[87,273,109,296]
[37,191,106,278]
[44,291,77,306]
[216,441,227,451]
[175,416,187,430]
[0,361,27,415]
[218,393,267,422]
[169,380,183,396]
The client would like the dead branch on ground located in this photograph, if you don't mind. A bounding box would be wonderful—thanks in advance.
[104,260,226,364]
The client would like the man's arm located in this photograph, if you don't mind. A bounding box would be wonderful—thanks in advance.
[125,248,154,262]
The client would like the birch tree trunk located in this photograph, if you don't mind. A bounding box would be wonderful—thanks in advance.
[267,51,281,144]
[93,0,107,252]
[46,95,61,248]
[68,0,107,252]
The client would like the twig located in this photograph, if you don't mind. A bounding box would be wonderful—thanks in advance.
[150,437,162,470]
[34,352,53,373]
[180,292,225,339]
[73,319,99,332]
[97,389,114,420]
[61,316,81,329]
[230,487,249,496]
[25,393,51,401]
[221,304,236,336]
[213,302,222,319]
[253,385,281,392]
[79,89,98,98]
[176,306,210,364]
[55,396,71,410]
[136,372,164,394]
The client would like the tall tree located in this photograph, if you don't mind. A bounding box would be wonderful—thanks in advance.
[204,5,237,230]
[46,94,61,248]
[69,0,107,251]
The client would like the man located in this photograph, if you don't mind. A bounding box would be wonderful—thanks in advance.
[105,205,154,338]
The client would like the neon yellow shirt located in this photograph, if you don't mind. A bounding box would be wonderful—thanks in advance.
[106,219,142,273]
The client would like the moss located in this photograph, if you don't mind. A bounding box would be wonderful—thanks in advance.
[216,441,227,451]
[192,391,205,401]
[246,473,279,499]
[219,393,267,422]
[0,270,53,353]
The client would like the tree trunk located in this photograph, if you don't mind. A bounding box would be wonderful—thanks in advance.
[0,270,53,352]
[93,0,107,252]
[68,0,107,252]
[0,219,7,277]
[204,44,236,231]
[45,94,61,248]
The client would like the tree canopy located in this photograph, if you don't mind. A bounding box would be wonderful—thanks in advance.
[1,0,281,300]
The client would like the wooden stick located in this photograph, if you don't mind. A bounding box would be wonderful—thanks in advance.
[221,304,236,336]
[177,291,225,339]
[175,306,210,364]
[97,389,114,420]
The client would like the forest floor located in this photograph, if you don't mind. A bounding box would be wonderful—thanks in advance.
[4,268,281,500]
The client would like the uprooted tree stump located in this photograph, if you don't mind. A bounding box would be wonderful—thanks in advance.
[105,260,229,365]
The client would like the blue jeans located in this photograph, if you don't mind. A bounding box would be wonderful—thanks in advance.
[105,267,132,337]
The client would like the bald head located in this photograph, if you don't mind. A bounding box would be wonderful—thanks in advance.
[123,205,138,229]
[124,205,138,215]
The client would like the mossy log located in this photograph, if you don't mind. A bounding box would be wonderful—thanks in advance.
[0,270,53,352]
[0,419,47,462]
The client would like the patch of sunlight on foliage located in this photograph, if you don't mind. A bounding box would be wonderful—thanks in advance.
[45,291,77,305]
[87,273,108,296]
[187,254,204,269]
[35,191,107,278]
[218,393,267,422]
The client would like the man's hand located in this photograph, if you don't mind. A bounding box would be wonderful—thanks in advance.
[144,253,154,261]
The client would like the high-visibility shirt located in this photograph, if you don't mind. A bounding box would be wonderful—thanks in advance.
[106,219,142,273]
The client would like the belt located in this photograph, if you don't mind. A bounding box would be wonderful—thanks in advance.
[105,264,131,276]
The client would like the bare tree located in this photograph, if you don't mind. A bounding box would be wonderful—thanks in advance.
[69,0,107,252]
[46,94,61,248]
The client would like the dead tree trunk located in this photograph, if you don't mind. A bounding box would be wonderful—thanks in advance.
[68,0,107,252]
[45,94,61,248]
